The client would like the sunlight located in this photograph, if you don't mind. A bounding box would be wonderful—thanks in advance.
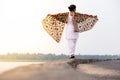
[0,0,120,55]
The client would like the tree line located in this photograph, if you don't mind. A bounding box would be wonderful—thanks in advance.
[0,53,120,61]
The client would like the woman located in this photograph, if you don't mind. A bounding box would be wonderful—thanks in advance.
[66,4,79,58]
[42,4,98,59]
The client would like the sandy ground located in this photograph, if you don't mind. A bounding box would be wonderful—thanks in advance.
[0,59,120,80]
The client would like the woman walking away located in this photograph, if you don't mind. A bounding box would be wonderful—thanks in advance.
[66,4,79,58]
[42,4,98,59]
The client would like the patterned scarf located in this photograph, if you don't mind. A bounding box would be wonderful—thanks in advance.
[42,12,98,43]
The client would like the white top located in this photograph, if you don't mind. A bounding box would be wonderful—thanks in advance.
[66,13,79,39]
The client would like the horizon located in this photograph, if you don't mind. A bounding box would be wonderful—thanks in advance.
[0,0,120,55]
[0,53,120,56]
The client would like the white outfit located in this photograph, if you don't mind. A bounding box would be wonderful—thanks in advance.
[66,13,79,39]
[66,13,79,55]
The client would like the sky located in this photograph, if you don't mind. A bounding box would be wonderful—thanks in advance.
[0,0,120,55]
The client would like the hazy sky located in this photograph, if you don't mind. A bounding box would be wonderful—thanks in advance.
[0,0,120,55]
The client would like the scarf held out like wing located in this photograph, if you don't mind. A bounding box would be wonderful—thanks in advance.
[73,13,98,33]
[42,13,68,43]
[42,12,98,43]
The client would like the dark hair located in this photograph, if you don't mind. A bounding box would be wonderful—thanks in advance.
[68,4,76,11]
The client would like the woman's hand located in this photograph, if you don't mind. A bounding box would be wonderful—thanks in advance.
[74,27,79,32]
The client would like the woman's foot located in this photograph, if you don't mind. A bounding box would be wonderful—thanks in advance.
[69,54,75,59]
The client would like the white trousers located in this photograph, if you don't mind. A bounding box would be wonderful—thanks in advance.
[67,39,77,55]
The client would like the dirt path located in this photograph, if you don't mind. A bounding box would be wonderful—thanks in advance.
[0,59,120,80]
